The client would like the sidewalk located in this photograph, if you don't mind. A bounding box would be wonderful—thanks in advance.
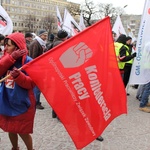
[0,87,150,150]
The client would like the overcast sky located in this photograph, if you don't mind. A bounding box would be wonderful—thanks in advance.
[68,0,145,15]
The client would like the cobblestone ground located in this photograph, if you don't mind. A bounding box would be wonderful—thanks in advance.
[0,87,150,150]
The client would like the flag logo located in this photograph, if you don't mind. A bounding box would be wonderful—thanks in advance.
[59,42,93,68]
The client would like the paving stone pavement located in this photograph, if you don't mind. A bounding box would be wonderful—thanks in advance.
[0,86,150,150]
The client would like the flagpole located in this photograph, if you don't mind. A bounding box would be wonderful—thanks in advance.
[0,67,22,83]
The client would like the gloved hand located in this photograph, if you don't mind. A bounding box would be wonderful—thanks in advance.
[10,68,20,78]
[132,52,136,58]
[11,49,26,60]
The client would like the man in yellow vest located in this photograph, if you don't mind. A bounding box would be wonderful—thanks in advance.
[114,34,136,79]
[123,36,136,88]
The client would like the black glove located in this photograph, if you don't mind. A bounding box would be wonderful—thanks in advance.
[11,49,26,60]
[132,52,136,58]
[10,68,20,78]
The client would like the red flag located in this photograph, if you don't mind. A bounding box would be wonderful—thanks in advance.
[23,17,127,149]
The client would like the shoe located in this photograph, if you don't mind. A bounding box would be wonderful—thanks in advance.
[52,110,57,118]
[146,103,150,107]
[139,107,150,113]
[36,104,44,109]
[12,147,19,150]
[96,136,104,142]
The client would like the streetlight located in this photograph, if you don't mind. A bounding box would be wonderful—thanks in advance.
[123,5,128,9]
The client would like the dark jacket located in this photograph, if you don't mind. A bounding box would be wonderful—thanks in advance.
[116,34,135,62]
[29,39,43,58]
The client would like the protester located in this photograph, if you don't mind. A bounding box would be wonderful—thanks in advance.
[29,29,48,109]
[138,42,150,113]
[48,29,68,119]
[114,34,136,78]
[25,32,33,52]
[0,32,36,150]
[139,82,150,112]
[136,84,145,100]
[0,33,5,58]
[123,36,136,95]
[112,31,117,41]
[46,33,55,50]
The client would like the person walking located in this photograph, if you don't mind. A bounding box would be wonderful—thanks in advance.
[0,32,36,150]
[29,29,48,109]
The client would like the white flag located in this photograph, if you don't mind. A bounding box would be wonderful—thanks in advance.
[62,9,82,36]
[127,24,136,43]
[56,6,63,30]
[112,15,126,39]
[0,5,13,35]
[79,12,86,31]
[129,0,150,84]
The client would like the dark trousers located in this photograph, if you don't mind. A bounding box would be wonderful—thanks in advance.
[123,64,132,87]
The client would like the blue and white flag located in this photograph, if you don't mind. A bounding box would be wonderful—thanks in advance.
[129,0,150,84]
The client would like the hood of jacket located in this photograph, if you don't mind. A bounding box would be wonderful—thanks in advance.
[5,32,28,65]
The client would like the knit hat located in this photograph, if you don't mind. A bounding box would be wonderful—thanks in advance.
[126,36,132,41]
[57,29,68,39]
[25,32,33,38]
[116,34,127,45]
[38,29,48,37]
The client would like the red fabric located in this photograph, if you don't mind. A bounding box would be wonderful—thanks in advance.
[4,32,28,65]
[23,17,127,149]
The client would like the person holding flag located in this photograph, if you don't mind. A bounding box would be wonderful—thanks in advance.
[0,32,36,150]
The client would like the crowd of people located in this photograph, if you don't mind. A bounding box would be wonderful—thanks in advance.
[113,32,150,113]
[0,29,149,149]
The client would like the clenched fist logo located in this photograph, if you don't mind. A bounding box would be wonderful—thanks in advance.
[59,42,93,68]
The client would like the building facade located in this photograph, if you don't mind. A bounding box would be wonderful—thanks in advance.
[1,0,79,35]
[121,14,142,38]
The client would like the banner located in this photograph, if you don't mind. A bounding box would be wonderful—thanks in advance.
[0,5,13,35]
[23,17,127,149]
[129,0,150,84]
[112,15,126,39]
[56,6,63,30]
[62,9,82,36]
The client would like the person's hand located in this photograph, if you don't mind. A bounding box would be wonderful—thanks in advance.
[10,67,20,78]
[132,52,136,58]
[11,49,26,60]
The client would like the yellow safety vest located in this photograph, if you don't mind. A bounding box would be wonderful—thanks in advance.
[114,42,126,69]
[124,45,133,64]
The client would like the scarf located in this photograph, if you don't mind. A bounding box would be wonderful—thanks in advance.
[35,36,46,48]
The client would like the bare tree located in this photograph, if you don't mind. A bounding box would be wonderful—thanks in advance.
[40,15,55,40]
[97,3,125,26]
[67,0,125,27]
[24,15,36,32]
